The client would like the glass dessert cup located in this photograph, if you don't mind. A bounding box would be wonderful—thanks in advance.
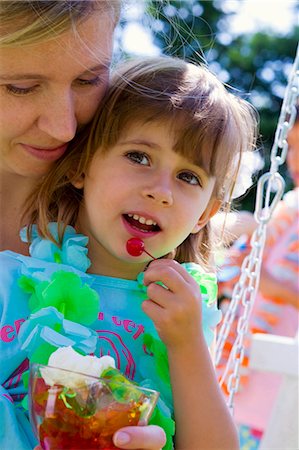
[29,363,159,450]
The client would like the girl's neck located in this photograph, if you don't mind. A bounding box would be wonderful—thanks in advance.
[75,215,147,280]
[0,172,38,254]
[87,243,147,280]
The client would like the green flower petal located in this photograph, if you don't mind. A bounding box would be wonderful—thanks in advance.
[20,270,99,325]
[29,281,51,311]
[30,342,57,365]
[22,370,30,389]
[18,276,37,294]
[181,263,218,304]
[149,407,175,450]
[143,334,170,384]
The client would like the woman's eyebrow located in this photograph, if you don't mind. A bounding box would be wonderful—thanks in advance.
[0,62,111,81]
[0,73,46,80]
[80,62,111,75]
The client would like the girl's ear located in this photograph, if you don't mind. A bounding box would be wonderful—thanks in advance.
[71,173,85,189]
[191,198,221,234]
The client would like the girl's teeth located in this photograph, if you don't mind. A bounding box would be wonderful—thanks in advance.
[128,214,157,226]
[145,219,156,225]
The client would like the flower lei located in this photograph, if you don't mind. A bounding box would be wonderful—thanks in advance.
[18,223,221,450]
[18,224,99,408]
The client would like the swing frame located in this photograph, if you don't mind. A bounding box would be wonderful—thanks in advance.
[215,44,299,413]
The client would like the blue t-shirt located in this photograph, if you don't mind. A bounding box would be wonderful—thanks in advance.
[0,227,221,450]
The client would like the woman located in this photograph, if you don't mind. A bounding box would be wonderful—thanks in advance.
[0,2,166,449]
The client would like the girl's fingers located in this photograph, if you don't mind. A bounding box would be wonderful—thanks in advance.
[145,259,192,282]
[144,259,197,293]
[113,425,166,450]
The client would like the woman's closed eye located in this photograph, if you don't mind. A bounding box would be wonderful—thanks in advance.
[125,151,150,166]
[76,75,105,87]
[5,75,105,96]
[177,171,202,186]
[5,84,39,95]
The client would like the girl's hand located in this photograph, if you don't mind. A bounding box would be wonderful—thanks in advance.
[34,425,166,450]
[142,259,203,348]
[113,425,166,449]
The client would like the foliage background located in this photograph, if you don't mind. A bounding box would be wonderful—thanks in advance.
[116,0,299,212]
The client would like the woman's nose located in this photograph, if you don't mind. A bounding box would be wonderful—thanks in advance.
[37,92,77,142]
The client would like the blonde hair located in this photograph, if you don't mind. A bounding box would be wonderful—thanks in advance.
[0,0,121,47]
[27,56,258,266]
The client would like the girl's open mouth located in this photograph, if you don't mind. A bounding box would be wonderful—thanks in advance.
[123,214,161,233]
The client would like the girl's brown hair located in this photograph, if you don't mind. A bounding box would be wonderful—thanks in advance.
[27,56,258,266]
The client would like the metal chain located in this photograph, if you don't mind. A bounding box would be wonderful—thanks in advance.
[215,44,299,414]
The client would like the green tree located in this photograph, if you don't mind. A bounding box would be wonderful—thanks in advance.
[142,0,299,210]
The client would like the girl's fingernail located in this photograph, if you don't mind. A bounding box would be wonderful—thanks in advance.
[114,431,130,445]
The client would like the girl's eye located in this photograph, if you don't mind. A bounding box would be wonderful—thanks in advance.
[76,76,104,87]
[125,151,150,166]
[178,171,201,186]
[6,84,38,95]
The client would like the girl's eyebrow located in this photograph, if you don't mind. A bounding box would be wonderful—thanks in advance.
[0,62,111,81]
[119,138,211,177]
[118,139,161,150]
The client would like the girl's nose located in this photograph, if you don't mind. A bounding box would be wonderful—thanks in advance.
[37,92,77,142]
[142,180,174,206]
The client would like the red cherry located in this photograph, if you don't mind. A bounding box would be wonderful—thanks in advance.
[126,238,145,256]
[126,238,156,260]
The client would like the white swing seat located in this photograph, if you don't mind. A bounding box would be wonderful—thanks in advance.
[250,333,299,450]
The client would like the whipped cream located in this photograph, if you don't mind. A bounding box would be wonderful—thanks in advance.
[41,346,115,388]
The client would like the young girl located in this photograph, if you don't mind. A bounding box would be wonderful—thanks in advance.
[0,56,257,449]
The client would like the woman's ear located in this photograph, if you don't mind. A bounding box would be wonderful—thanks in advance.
[191,198,221,234]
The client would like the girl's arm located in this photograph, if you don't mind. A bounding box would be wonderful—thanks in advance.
[143,259,239,450]
[167,336,239,449]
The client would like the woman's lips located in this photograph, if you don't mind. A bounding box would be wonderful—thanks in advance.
[21,143,68,161]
